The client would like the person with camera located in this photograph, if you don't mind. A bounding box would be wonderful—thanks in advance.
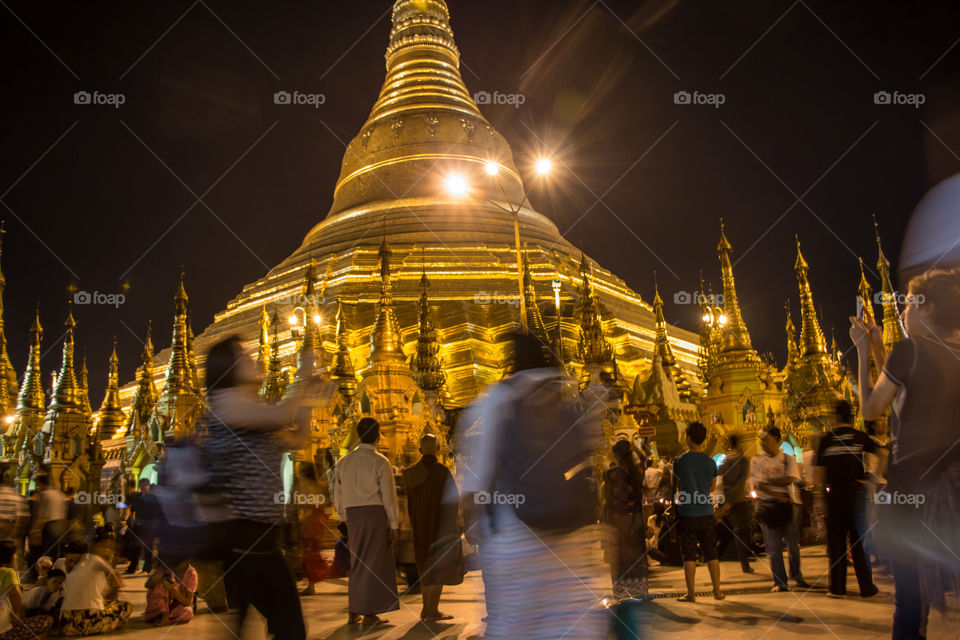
[143,560,197,625]
[750,426,808,592]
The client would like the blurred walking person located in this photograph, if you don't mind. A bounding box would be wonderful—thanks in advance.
[603,439,647,599]
[812,398,880,598]
[716,435,755,573]
[201,335,327,640]
[402,433,463,621]
[297,459,334,596]
[333,417,400,626]
[852,267,960,638]
[461,332,607,640]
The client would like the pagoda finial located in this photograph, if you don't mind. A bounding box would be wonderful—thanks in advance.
[330,303,357,399]
[296,259,322,376]
[369,240,405,362]
[258,306,271,373]
[785,300,799,372]
[576,255,613,366]
[160,273,194,400]
[651,280,676,367]
[716,223,752,352]
[874,217,907,349]
[794,239,827,356]
[0,220,16,411]
[50,302,81,410]
[16,305,44,415]
[96,338,125,439]
[413,266,446,391]
[522,243,548,340]
[260,309,286,402]
[857,257,877,325]
[120,322,157,439]
[79,349,92,415]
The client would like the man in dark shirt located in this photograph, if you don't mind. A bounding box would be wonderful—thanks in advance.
[813,398,880,598]
[673,422,723,602]
[716,435,755,573]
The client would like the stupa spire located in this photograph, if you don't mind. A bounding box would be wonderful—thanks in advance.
[330,303,357,399]
[857,257,877,326]
[260,309,286,402]
[717,221,753,351]
[16,307,44,415]
[96,339,125,439]
[794,239,827,356]
[576,254,614,368]
[785,301,799,373]
[0,222,17,410]
[78,350,92,415]
[413,265,445,391]
[369,239,406,362]
[258,306,271,373]
[120,323,156,439]
[50,303,81,410]
[652,282,676,368]
[874,218,907,349]
[295,259,322,376]
[162,269,192,396]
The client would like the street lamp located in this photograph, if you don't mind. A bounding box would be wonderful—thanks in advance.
[446,157,553,333]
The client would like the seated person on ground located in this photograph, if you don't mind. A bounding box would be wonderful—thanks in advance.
[22,569,65,618]
[51,542,87,577]
[59,538,133,636]
[0,540,54,640]
[144,560,197,625]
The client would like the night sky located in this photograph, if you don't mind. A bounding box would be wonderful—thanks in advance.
[2,0,959,404]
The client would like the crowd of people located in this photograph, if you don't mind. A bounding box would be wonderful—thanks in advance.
[0,267,954,640]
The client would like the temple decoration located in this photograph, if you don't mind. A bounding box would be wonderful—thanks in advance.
[576,255,616,385]
[9,307,44,487]
[329,303,357,402]
[413,265,446,392]
[717,222,753,352]
[0,223,18,414]
[95,340,126,440]
[875,222,907,350]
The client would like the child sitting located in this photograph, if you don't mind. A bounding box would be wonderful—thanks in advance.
[22,568,64,617]
[143,560,197,625]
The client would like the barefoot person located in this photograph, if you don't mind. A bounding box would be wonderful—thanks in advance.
[673,422,724,602]
[403,434,463,621]
[143,560,197,625]
[333,418,400,626]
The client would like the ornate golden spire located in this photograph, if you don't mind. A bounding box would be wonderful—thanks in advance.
[161,270,193,397]
[576,254,613,366]
[295,259,322,376]
[785,300,799,373]
[652,283,676,368]
[330,303,357,399]
[369,239,406,362]
[794,239,827,356]
[78,351,92,415]
[16,306,44,415]
[875,219,907,349]
[258,306,271,373]
[857,257,877,325]
[329,0,523,217]
[0,222,17,410]
[413,265,446,391]
[717,221,753,352]
[49,303,81,411]
[260,310,286,402]
[522,244,548,341]
[120,323,156,439]
[186,312,200,393]
[96,339,125,439]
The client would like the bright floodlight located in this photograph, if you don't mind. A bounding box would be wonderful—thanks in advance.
[718,314,728,325]
[288,314,298,326]
[485,161,499,176]
[3,416,13,425]
[313,314,322,325]
[702,313,712,324]
[535,157,552,175]
[445,174,469,197]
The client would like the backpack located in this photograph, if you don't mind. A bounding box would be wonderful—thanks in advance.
[493,372,600,533]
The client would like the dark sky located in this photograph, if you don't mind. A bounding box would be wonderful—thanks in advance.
[2,0,959,404]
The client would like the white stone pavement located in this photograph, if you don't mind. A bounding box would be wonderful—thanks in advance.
[99,545,954,639]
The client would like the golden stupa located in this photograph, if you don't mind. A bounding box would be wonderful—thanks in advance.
[120,0,701,456]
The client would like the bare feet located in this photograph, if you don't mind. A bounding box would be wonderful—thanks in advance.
[676,595,696,603]
[713,591,725,600]
[347,613,361,625]
[300,585,316,596]
[422,612,454,621]
[362,615,386,625]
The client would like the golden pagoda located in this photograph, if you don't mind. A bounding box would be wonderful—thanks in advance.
[0,224,18,416]
[116,0,701,466]
[875,221,907,351]
[9,307,44,488]
[94,340,126,440]
[699,224,782,455]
